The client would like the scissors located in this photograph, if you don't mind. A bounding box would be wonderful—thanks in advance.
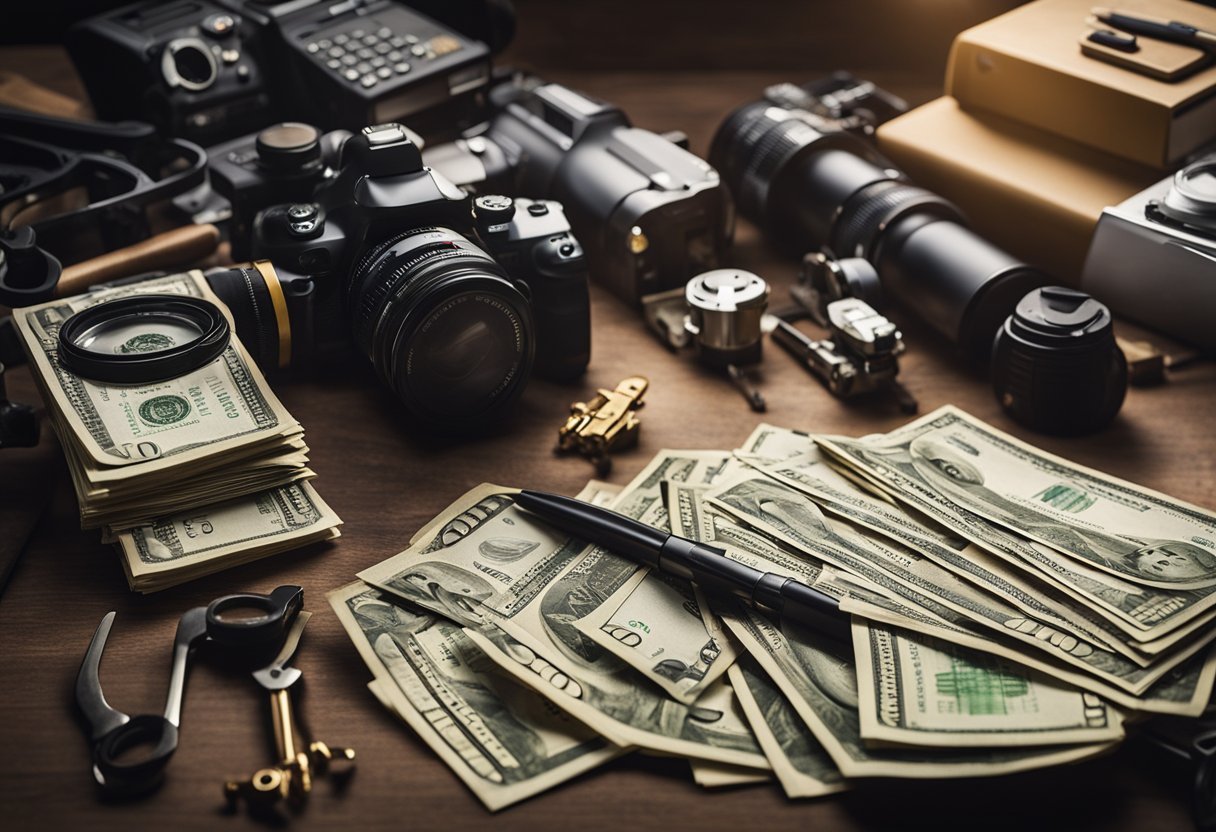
[75,585,303,795]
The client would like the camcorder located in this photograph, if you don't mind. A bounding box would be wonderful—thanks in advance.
[66,0,512,144]
[422,75,734,304]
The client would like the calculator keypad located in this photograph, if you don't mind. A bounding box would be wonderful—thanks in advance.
[306,20,461,89]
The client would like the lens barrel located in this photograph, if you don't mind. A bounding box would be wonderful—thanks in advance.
[710,94,1047,359]
[345,228,535,430]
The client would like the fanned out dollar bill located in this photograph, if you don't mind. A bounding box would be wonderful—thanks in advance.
[10,272,341,588]
[851,620,1124,748]
[358,482,768,769]
[721,603,1118,778]
[330,581,621,811]
[332,407,1215,808]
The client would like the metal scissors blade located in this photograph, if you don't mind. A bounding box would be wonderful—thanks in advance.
[252,610,311,691]
[75,611,129,740]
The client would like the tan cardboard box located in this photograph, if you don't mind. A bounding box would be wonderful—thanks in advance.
[945,0,1216,168]
[876,96,1161,283]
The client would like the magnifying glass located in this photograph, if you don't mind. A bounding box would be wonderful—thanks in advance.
[57,294,230,384]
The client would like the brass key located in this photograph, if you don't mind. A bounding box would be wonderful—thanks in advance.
[224,612,355,816]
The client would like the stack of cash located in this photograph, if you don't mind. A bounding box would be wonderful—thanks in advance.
[330,407,1216,810]
[11,271,341,591]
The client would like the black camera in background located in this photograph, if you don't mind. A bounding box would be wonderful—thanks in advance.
[1,0,515,50]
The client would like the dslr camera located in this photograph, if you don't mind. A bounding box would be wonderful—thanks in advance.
[204,122,591,429]
[1082,154,1216,352]
[423,75,733,304]
[67,0,503,144]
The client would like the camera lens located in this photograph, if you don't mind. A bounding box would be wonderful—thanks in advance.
[710,91,1047,358]
[346,228,535,429]
[1158,156,1216,234]
[255,123,323,173]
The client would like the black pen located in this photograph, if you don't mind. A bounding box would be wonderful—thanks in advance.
[515,489,850,642]
[1092,7,1216,52]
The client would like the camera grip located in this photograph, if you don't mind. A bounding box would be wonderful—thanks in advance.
[528,242,591,383]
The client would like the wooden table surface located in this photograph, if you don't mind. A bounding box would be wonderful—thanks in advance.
[1,58,1214,832]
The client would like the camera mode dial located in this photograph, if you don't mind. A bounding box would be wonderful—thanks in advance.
[474,195,516,235]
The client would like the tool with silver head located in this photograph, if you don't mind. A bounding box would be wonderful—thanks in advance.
[777,250,917,412]
[642,269,770,411]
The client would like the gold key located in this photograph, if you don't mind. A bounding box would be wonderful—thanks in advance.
[224,612,355,816]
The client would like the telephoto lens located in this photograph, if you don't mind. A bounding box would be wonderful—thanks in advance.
[710,83,1048,359]
[991,287,1127,436]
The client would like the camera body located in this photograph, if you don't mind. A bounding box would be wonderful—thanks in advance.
[422,76,733,304]
[1081,155,1216,352]
[67,0,495,145]
[208,122,351,260]
[66,1,272,144]
[207,123,590,429]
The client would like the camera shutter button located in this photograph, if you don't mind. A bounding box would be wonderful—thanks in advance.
[201,14,236,38]
[527,202,550,217]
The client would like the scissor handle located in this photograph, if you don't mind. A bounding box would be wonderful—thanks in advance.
[92,714,178,794]
[205,585,303,659]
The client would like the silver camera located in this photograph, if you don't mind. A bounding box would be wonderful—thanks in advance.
[1081,154,1216,351]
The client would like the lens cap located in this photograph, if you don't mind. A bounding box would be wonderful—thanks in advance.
[255,123,322,172]
[57,295,230,385]
[991,286,1126,436]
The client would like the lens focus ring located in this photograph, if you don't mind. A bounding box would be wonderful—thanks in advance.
[831,180,959,260]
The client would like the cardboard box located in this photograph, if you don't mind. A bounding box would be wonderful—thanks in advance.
[876,96,1161,283]
[945,0,1216,168]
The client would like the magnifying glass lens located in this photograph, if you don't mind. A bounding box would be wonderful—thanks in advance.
[57,295,231,385]
[210,604,272,624]
[71,311,208,357]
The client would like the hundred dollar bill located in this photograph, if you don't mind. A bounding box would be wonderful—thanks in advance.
[10,271,300,471]
[852,620,1124,748]
[573,564,735,705]
[722,604,1118,778]
[567,453,742,704]
[116,481,341,592]
[576,480,622,507]
[838,583,1216,717]
[703,473,1206,696]
[753,454,1193,662]
[816,429,1216,642]
[360,484,768,768]
[693,476,1179,710]
[827,406,1216,590]
[728,655,846,798]
[737,423,816,462]
[329,581,621,811]
[608,449,738,522]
